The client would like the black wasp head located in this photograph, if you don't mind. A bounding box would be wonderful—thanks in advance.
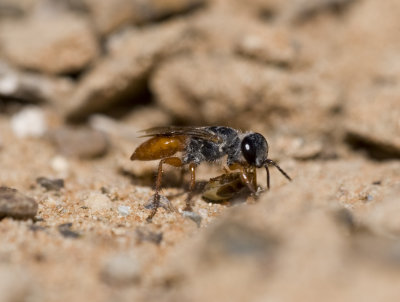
[241,133,269,168]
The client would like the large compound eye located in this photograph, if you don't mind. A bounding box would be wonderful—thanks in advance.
[241,133,268,167]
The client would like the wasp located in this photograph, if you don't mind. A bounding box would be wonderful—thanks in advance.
[130,126,292,221]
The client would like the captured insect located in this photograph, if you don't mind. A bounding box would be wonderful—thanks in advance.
[130,126,292,221]
[202,171,254,202]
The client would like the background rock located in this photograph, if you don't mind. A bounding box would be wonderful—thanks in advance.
[0,187,38,219]
[0,13,99,74]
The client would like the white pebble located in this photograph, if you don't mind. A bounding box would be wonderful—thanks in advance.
[51,156,70,176]
[118,205,131,217]
[11,107,47,138]
[0,74,18,94]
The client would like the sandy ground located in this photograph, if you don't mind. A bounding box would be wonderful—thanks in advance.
[0,0,400,301]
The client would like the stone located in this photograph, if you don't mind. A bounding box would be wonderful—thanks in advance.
[50,127,109,158]
[84,192,113,213]
[0,265,35,302]
[0,60,74,104]
[64,20,191,121]
[150,54,270,125]
[117,205,131,217]
[36,177,64,191]
[10,107,47,138]
[0,187,38,220]
[345,86,400,159]
[235,27,298,66]
[84,0,206,36]
[101,253,141,286]
[0,13,99,74]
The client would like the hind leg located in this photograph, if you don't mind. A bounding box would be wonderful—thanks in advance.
[147,157,183,222]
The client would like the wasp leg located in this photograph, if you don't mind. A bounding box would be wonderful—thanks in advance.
[184,163,197,211]
[147,157,183,222]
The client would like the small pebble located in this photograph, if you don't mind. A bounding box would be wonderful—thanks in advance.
[50,156,70,176]
[0,187,38,220]
[101,254,141,286]
[117,205,131,217]
[58,223,80,239]
[84,192,112,213]
[36,177,64,191]
[50,127,109,158]
[10,107,47,138]
[135,227,163,245]
[182,211,202,227]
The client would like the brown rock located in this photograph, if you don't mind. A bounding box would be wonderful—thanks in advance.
[64,20,192,121]
[0,13,99,74]
[101,253,141,286]
[345,86,400,159]
[0,60,74,104]
[151,54,268,125]
[0,187,38,220]
[84,0,206,36]
[235,27,298,66]
[50,128,109,158]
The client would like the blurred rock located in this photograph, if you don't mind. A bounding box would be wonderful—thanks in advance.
[345,86,400,159]
[50,127,109,158]
[0,61,74,104]
[101,253,141,286]
[10,106,47,138]
[362,185,400,237]
[118,205,131,216]
[151,54,267,125]
[235,27,298,66]
[84,192,113,212]
[0,265,36,302]
[64,21,193,121]
[0,0,39,18]
[84,0,206,36]
[0,187,38,220]
[0,13,99,74]
[58,222,80,238]
[36,176,64,191]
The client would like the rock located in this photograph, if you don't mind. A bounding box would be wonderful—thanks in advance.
[84,0,206,36]
[36,177,64,191]
[151,54,274,125]
[235,27,298,66]
[345,86,400,159]
[0,265,35,302]
[58,222,80,238]
[50,156,70,176]
[84,192,113,213]
[101,253,141,286]
[10,107,47,138]
[182,211,202,227]
[135,227,163,245]
[0,13,99,74]
[0,187,38,220]
[117,205,131,216]
[0,0,39,18]
[64,20,191,121]
[50,127,109,158]
[0,61,74,104]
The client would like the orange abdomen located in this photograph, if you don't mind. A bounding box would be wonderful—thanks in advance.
[130,136,187,161]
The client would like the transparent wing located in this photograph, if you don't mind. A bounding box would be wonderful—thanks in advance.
[139,126,222,143]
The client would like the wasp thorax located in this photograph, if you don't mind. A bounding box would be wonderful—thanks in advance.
[241,133,269,168]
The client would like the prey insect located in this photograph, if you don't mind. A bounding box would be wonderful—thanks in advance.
[130,126,292,221]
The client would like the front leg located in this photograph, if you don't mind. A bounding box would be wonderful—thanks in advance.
[184,163,197,211]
